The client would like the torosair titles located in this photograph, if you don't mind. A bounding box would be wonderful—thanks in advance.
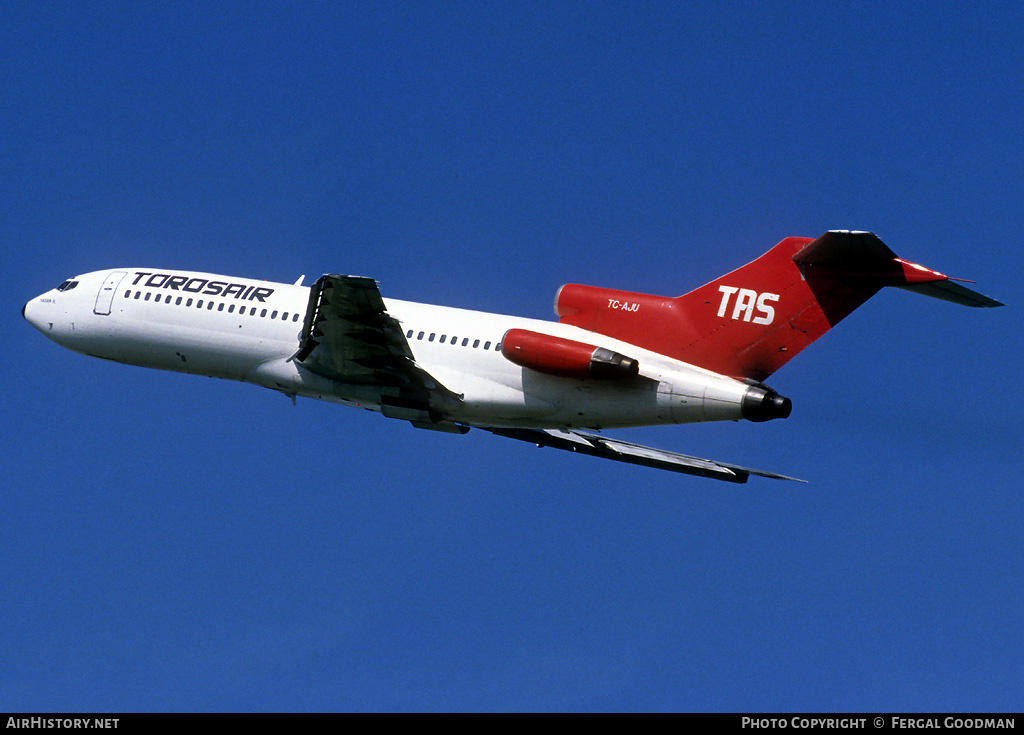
[131,272,274,302]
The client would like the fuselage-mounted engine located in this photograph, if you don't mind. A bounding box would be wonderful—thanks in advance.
[501,328,639,380]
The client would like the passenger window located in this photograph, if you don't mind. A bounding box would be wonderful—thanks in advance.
[461,338,468,346]
[406,330,413,338]
[134,292,141,299]
[484,341,491,350]
[176,297,182,305]
[292,313,299,322]
[207,301,214,310]
[228,304,235,313]
[218,303,224,311]
[186,298,193,307]
[417,331,424,340]
[439,335,446,343]
[260,309,267,317]
[124,290,131,298]
[428,333,435,342]
[197,300,203,308]
[144,293,151,301]
[473,339,480,348]
[281,312,288,320]
[271,310,278,319]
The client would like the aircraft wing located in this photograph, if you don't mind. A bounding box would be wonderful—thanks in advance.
[488,428,804,484]
[292,275,459,418]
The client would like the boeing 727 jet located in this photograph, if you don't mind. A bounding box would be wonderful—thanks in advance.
[23,231,1000,482]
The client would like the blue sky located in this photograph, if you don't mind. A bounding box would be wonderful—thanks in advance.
[4,1,1022,712]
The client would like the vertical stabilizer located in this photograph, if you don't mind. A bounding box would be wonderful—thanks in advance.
[557,231,1000,381]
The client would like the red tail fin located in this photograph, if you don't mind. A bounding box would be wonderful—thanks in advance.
[556,231,1000,381]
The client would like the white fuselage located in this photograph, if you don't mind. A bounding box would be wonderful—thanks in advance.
[24,268,756,430]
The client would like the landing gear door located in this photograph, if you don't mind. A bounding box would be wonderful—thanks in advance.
[94,271,128,315]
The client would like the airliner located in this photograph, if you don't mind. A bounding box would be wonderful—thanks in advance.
[23,231,1000,483]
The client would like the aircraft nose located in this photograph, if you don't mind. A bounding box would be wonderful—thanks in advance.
[23,295,46,333]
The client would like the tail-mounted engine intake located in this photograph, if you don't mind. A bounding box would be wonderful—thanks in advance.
[741,383,792,422]
[501,328,639,380]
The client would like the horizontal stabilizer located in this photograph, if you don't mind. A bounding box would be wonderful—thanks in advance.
[488,427,804,484]
[897,280,1003,308]
[794,231,1003,307]
[792,229,898,267]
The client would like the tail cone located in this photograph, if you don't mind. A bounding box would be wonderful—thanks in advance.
[741,385,792,422]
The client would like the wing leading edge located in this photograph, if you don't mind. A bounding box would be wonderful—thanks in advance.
[488,428,804,484]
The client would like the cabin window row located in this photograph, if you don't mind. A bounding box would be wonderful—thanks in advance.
[405,329,501,351]
[123,289,301,322]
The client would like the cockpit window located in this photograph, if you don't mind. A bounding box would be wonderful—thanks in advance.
[56,280,79,292]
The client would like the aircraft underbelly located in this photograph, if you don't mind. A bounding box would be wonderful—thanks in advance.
[443,373,557,425]
[435,369,658,429]
[88,316,278,379]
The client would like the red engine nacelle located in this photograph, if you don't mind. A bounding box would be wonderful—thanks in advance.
[501,328,639,380]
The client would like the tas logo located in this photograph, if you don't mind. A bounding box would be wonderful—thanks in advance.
[716,286,779,325]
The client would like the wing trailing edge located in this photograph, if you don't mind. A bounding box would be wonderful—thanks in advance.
[292,274,462,421]
[488,427,804,484]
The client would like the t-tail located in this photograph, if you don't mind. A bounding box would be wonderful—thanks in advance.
[556,231,1002,382]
